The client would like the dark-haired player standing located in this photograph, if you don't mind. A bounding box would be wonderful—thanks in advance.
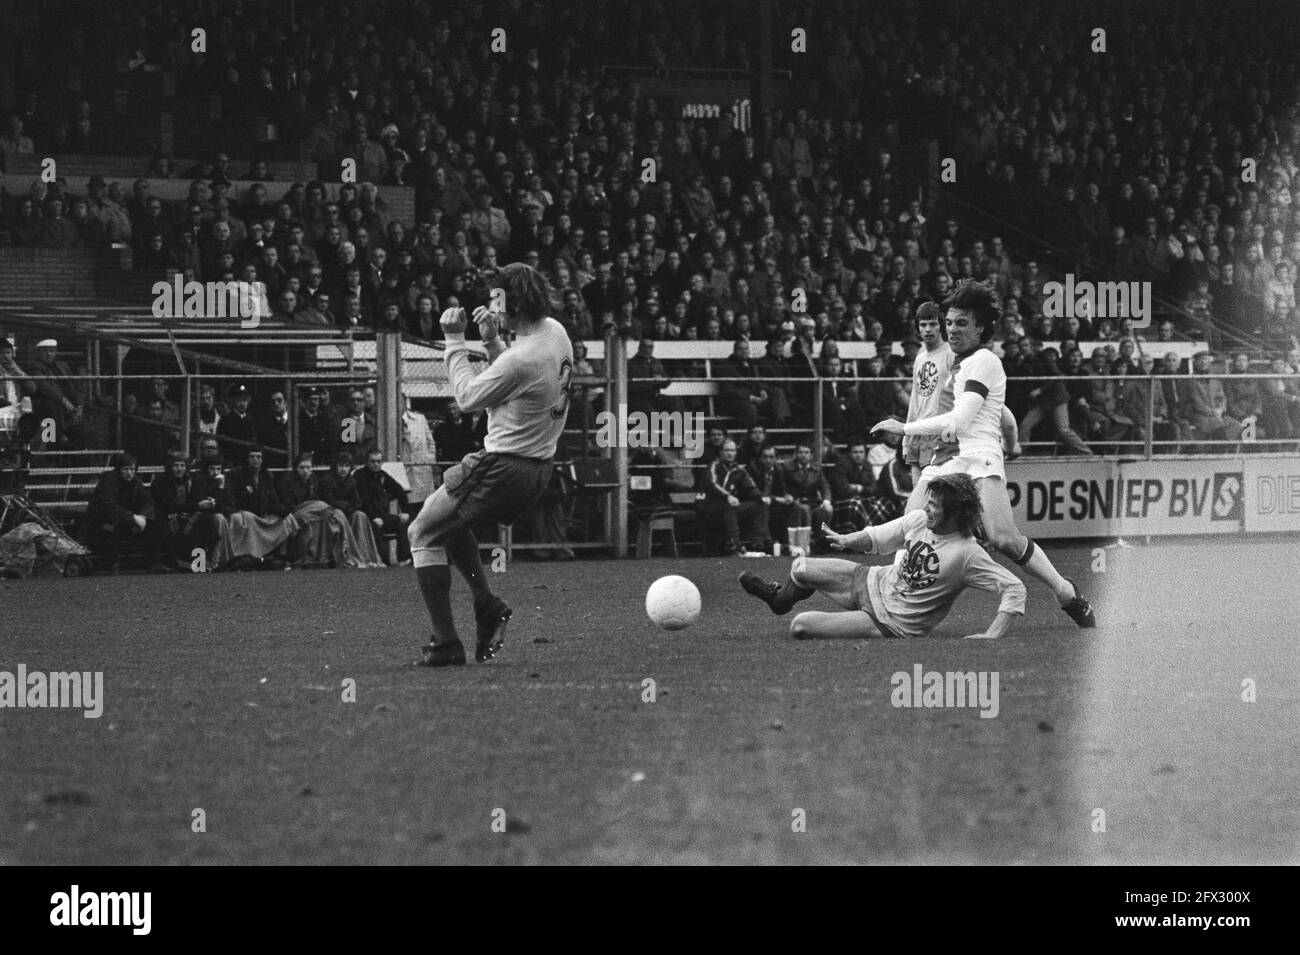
[872,281,1097,628]
[409,263,574,666]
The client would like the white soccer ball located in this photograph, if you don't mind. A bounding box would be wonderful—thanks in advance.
[645,575,702,631]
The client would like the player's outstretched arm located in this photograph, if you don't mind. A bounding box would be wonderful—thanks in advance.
[825,511,912,554]
[961,548,1027,639]
[965,611,1018,640]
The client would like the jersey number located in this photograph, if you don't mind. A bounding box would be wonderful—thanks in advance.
[550,357,573,419]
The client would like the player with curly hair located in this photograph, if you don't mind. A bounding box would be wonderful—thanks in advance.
[739,473,1027,640]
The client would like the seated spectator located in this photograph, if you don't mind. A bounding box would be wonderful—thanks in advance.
[783,441,835,544]
[150,450,216,570]
[746,444,795,547]
[1126,354,1184,452]
[87,452,162,571]
[736,424,770,467]
[318,451,362,514]
[1185,351,1242,442]
[714,338,766,429]
[855,353,895,425]
[230,447,287,519]
[276,451,383,568]
[697,438,770,556]
[124,393,182,466]
[1079,348,1135,445]
[1260,356,1300,441]
[28,338,85,448]
[831,440,873,502]
[1224,351,1263,424]
[187,455,237,532]
[822,354,868,442]
[294,289,335,326]
[1019,348,1094,455]
[754,338,794,424]
[354,448,411,564]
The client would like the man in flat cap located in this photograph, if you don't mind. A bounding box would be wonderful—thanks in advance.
[28,338,85,447]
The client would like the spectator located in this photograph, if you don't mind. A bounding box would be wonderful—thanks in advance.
[831,439,874,514]
[822,354,868,442]
[781,441,834,544]
[746,444,794,548]
[258,390,292,468]
[150,450,213,570]
[1080,348,1135,445]
[736,424,770,467]
[87,452,160,572]
[1260,356,1300,441]
[0,114,35,158]
[0,336,36,437]
[1185,351,1242,442]
[1225,351,1263,426]
[125,394,181,465]
[697,438,769,557]
[216,384,259,460]
[714,338,766,429]
[354,448,411,565]
[298,386,337,461]
[1019,348,1094,455]
[193,382,221,441]
[337,387,378,460]
[28,338,85,448]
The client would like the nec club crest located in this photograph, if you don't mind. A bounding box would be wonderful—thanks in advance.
[917,359,940,397]
[899,539,940,589]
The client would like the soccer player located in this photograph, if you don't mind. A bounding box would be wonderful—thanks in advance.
[902,301,953,486]
[872,281,1097,628]
[739,474,1026,639]
[409,263,574,666]
[904,299,1020,497]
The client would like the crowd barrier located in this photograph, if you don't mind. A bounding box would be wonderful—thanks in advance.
[1006,455,1300,537]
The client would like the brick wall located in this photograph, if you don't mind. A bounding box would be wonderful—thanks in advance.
[0,248,101,298]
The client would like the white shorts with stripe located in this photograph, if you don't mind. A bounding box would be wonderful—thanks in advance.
[920,448,1006,483]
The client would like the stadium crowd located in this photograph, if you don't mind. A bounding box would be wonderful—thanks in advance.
[4,0,1300,565]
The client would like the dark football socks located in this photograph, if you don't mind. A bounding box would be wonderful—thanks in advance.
[444,529,492,605]
[416,564,459,645]
[774,576,816,613]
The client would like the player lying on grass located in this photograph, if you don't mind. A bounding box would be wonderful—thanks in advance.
[409,262,574,667]
[740,473,1026,639]
[873,280,1097,629]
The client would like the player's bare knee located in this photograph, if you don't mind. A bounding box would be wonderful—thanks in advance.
[789,554,809,586]
[988,528,1025,555]
[790,612,814,639]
